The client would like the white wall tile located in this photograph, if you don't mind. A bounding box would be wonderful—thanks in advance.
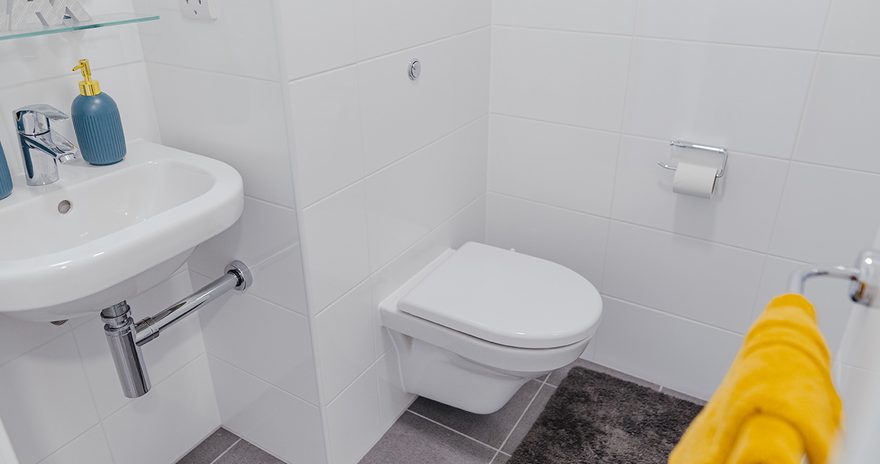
[103,356,219,464]
[822,0,880,56]
[314,282,376,404]
[752,256,853,354]
[769,162,880,264]
[491,27,630,131]
[289,66,365,206]
[489,115,619,216]
[595,297,742,399]
[200,292,318,404]
[0,335,98,464]
[622,39,814,158]
[324,369,382,464]
[493,0,636,35]
[140,0,280,80]
[209,357,327,464]
[301,183,371,312]
[353,0,490,60]
[604,222,765,332]
[0,316,71,366]
[486,194,609,286]
[278,0,357,80]
[366,118,488,270]
[795,54,880,173]
[74,271,205,418]
[358,28,491,173]
[39,426,113,464]
[148,63,295,207]
[188,197,299,278]
[611,136,788,251]
[374,354,415,430]
[635,0,830,49]
[248,245,309,315]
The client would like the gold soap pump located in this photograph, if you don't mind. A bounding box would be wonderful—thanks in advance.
[73,59,102,96]
[70,58,127,165]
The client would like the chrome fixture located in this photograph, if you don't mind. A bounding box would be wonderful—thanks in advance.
[658,140,728,178]
[14,104,78,186]
[102,261,252,398]
[789,250,880,306]
[408,59,421,81]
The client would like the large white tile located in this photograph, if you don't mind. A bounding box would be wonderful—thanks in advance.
[486,193,609,286]
[39,426,113,464]
[325,369,382,464]
[103,356,219,464]
[353,0,490,60]
[289,66,365,206]
[148,63,295,207]
[636,0,829,49]
[314,281,376,404]
[611,136,788,251]
[839,305,880,371]
[188,197,299,278]
[0,316,71,366]
[603,222,765,332]
[301,183,371,312]
[795,54,880,173]
[595,297,742,399]
[278,0,357,80]
[366,118,488,270]
[493,0,636,34]
[769,163,880,264]
[840,365,877,412]
[140,0,280,80]
[73,271,205,418]
[752,256,853,354]
[374,353,415,430]
[822,0,880,56]
[622,39,814,158]
[489,115,619,216]
[491,27,630,131]
[209,357,327,464]
[0,335,98,464]
[358,28,490,173]
[248,245,309,315]
[200,291,318,404]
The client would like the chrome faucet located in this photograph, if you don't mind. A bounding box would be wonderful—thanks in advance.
[15,104,79,186]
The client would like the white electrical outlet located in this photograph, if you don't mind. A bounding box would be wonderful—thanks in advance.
[179,0,217,20]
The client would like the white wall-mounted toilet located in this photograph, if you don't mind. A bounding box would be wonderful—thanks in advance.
[380,242,603,414]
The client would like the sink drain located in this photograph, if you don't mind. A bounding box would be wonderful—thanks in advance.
[58,200,72,214]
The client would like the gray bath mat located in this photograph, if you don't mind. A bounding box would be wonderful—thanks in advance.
[508,367,702,464]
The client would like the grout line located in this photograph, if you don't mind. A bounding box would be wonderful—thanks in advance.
[207,438,241,464]
[493,379,549,460]
[405,410,503,454]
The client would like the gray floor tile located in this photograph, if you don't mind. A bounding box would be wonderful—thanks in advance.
[492,452,510,463]
[215,440,284,464]
[408,381,540,448]
[662,388,707,406]
[177,428,240,464]
[500,385,554,454]
[359,412,496,464]
[547,359,660,391]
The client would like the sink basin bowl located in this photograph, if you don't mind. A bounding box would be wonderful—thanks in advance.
[0,140,243,322]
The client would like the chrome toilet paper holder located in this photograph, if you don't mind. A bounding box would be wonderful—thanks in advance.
[658,140,728,178]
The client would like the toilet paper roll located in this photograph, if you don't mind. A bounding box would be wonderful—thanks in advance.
[672,162,718,199]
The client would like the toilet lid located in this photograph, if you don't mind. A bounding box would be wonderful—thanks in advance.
[398,242,602,349]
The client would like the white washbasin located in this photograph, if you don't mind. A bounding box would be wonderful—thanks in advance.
[0,140,243,322]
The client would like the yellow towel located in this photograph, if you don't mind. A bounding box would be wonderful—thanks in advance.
[669,294,843,464]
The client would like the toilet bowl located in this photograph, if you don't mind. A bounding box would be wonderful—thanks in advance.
[380,242,602,414]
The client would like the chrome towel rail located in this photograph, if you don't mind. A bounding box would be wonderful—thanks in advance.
[789,250,879,306]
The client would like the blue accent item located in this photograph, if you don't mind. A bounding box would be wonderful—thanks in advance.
[0,142,12,200]
[72,92,126,166]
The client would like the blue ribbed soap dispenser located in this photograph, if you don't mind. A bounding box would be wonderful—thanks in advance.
[0,141,12,200]
[71,59,126,165]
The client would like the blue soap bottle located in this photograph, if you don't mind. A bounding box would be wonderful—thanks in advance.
[71,59,127,165]
[0,141,12,200]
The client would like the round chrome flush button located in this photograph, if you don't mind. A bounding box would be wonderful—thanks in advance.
[58,200,72,214]
[408,59,421,80]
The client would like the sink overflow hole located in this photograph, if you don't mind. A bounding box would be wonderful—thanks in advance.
[58,200,72,214]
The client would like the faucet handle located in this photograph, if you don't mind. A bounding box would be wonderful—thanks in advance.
[14,104,69,136]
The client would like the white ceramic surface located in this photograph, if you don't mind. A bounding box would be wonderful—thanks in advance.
[0,415,19,464]
[0,141,243,322]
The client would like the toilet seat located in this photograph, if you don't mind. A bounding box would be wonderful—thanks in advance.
[398,242,602,349]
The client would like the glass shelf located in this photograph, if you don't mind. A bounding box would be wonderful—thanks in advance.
[0,13,159,42]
